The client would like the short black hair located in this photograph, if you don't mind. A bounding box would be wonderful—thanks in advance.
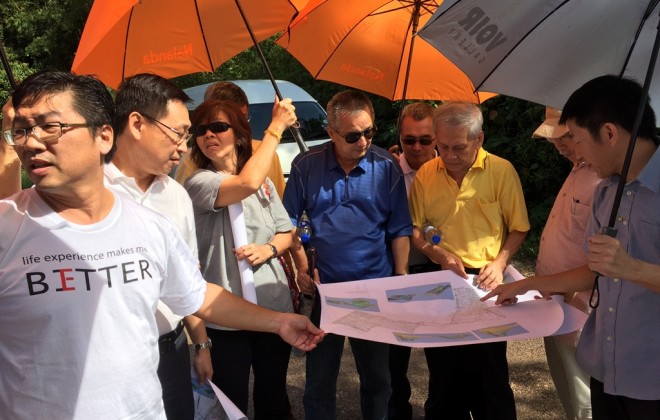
[12,70,116,162]
[560,75,658,145]
[114,73,191,138]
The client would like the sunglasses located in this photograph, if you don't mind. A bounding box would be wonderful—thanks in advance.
[193,121,232,137]
[401,136,435,146]
[335,126,377,144]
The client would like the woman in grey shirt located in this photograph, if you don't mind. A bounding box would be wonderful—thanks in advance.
[184,98,297,419]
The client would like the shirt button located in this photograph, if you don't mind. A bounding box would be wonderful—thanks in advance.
[608,307,614,312]
[617,216,623,221]
[606,336,613,341]
[626,190,632,196]
[613,278,620,283]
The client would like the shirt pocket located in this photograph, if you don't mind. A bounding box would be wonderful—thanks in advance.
[474,200,503,236]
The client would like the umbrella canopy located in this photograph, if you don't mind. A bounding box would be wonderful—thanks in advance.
[418,0,660,110]
[72,0,305,89]
[276,0,495,103]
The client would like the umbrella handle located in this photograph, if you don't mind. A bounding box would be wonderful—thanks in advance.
[234,0,309,154]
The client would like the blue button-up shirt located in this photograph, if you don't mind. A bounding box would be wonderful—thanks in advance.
[283,142,412,283]
[576,145,660,400]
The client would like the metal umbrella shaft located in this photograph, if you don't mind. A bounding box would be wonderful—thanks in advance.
[397,0,422,125]
[0,39,17,90]
[234,0,309,153]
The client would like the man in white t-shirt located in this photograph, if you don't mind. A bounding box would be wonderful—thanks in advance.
[0,70,323,419]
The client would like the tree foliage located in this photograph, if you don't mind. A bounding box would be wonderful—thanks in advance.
[1,4,568,258]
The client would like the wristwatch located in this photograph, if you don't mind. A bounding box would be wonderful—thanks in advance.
[193,337,212,354]
[267,243,278,259]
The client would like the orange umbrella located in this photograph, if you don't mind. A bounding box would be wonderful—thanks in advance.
[276,0,495,103]
[72,0,306,89]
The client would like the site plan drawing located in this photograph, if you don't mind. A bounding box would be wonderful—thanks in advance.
[316,266,579,348]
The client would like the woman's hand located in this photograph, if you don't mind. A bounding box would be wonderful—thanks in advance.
[235,243,275,266]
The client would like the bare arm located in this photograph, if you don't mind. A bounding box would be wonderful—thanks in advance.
[182,315,212,384]
[1,98,21,198]
[289,231,317,295]
[481,265,596,305]
[476,229,528,290]
[194,283,324,351]
[391,235,410,275]
[213,98,296,207]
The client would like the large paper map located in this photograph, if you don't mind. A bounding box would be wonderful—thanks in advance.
[317,266,577,347]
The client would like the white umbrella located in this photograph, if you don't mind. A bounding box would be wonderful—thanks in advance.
[418,0,660,110]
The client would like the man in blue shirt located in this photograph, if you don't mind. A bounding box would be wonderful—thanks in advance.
[483,75,660,419]
[283,90,412,420]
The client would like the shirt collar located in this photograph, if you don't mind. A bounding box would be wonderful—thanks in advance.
[104,162,169,187]
[435,147,488,171]
[638,145,660,193]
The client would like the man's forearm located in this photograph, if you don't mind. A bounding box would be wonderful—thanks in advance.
[391,235,410,275]
[493,230,527,267]
[195,283,281,333]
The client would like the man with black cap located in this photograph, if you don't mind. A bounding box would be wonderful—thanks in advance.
[533,107,600,420]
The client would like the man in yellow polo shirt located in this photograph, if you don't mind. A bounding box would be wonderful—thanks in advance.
[409,101,529,420]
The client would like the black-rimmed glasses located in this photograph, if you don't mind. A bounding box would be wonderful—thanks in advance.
[334,125,377,144]
[142,114,192,146]
[192,121,233,137]
[3,122,91,146]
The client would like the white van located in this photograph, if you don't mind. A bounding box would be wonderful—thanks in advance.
[183,80,331,178]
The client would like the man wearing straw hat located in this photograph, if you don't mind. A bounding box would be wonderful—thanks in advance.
[533,107,600,420]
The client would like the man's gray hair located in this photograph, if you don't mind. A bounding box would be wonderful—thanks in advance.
[433,101,483,139]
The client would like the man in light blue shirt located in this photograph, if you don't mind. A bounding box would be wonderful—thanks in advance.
[484,75,660,419]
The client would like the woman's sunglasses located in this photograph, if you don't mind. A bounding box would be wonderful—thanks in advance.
[193,121,232,137]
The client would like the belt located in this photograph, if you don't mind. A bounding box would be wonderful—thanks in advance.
[465,267,481,275]
[409,262,441,274]
[158,321,184,354]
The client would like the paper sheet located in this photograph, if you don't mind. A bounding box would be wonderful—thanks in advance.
[316,266,567,347]
[228,202,257,304]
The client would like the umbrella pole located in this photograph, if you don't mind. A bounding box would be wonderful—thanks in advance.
[234,0,309,153]
[0,38,17,90]
[589,6,660,309]
[396,1,422,137]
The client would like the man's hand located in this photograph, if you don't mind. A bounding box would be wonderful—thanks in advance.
[475,260,506,291]
[193,348,213,384]
[588,234,634,279]
[480,279,532,305]
[275,313,325,352]
[435,249,468,279]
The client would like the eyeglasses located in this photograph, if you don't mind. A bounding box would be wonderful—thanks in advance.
[3,122,91,146]
[401,136,435,146]
[193,121,233,138]
[334,125,377,144]
[142,113,192,146]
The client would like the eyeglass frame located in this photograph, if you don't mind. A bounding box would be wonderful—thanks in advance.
[332,125,377,144]
[401,135,436,146]
[3,122,92,146]
[141,113,192,146]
